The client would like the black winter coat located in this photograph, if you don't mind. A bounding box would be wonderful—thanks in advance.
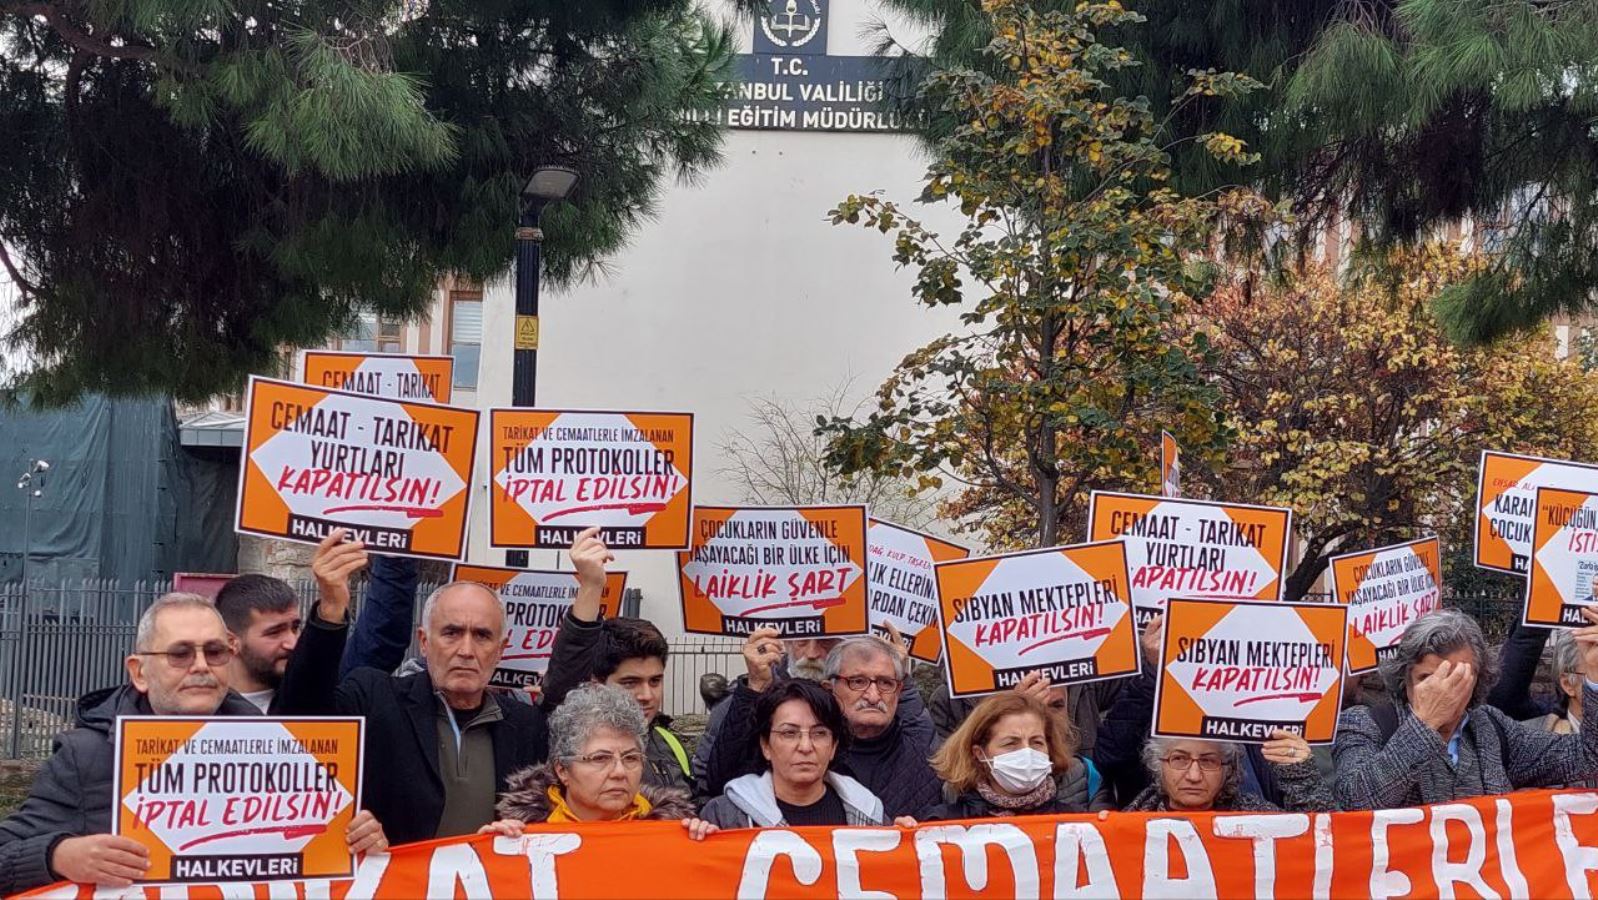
[278,665,550,845]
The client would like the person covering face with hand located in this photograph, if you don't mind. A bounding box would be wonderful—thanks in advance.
[1334,607,1598,809]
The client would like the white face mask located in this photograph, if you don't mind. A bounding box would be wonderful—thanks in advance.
[984,747,1054,793]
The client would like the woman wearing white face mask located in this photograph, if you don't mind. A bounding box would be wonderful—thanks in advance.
[920,692,1111,821]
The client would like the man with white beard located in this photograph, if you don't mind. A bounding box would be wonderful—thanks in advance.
[692,628,940,818]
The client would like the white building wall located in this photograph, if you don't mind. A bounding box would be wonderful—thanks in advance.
[462,0,968,636]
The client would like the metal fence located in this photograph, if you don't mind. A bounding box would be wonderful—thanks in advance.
[0,577,1524,759]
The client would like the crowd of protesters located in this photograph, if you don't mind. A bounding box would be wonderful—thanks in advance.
[4,526,1598,893]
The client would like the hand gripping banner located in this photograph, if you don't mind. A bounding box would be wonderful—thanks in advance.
[24,790,1598,899]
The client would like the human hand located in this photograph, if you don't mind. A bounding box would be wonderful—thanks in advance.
[1139,613,1165,669]
[682,818,720,841]
[345,809,388,855]
[477,819,526,838]
[569,527,614,592]
[1260,729,1312,768]
[742,626,785,692]
[1410,659,1475,734]
[312,529,368,622]
[50,835,150,887]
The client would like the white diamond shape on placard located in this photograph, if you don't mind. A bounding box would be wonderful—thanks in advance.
[1128,501,1280,611]
[348,356,433,401]
[682,509,862,619]
[1350,546,1438,648]
[253,392,466,529]
[1166,607,1337,721]
[1535,495,1598,607]
[123,722,352,857]
[946,551,1126,669]
[494,412,688,528]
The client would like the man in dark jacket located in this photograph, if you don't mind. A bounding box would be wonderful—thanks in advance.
[0,593,390,894]
[278,578,549,845]
[699,631,942,819]
[537,529,693,793]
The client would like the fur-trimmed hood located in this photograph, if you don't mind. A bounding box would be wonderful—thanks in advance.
[496,762,696,823]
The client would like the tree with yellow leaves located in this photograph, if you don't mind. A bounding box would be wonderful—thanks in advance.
[819,0,1266,549]
[1201,247,1598,600]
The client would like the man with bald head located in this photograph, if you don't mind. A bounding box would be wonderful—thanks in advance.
[279,579,549,844]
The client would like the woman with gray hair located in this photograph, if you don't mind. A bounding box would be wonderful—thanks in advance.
[1334,607,1598,810]
[1538,631,1587,734]
[1125,731,1332,812]
[484,684,694,828]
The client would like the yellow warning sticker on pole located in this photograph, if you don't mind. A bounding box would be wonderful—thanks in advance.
[515,315,540,350]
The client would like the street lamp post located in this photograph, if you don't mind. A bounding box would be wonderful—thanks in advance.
[10,459,47,758]
[506,166,578,569]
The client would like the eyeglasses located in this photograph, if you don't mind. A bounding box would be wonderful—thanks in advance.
[134,641,234,668]
[1161,752,1225,773]
[571,751,645,771]
[769,726,835,745]
[833,675,902,695]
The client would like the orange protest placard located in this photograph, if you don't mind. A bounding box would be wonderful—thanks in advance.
[1155,597,1347,744]
[1160,431,1182,498]
[1526,487,1598,628]
[31,790,1598,899]
[1329,537,1442,674]
[488,409,694,550]
[1087,491,1293,628]
[452,563,627,688]
[935,540,1139,698]
[1475,450,1598,574]
[678,505,869,638]
[235,376,479,560]
[866,518,970,662]
[300,351,454,403]
[113,717,363,885]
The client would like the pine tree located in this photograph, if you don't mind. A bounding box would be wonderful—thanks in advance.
[0,0,753,402]
[875,0,1598,344]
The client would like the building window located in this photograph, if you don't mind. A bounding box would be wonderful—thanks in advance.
[339,311,403,353]
[449,291,483,390]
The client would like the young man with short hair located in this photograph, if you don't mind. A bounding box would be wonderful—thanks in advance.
[540,528,694,793]
[213,531,367,713]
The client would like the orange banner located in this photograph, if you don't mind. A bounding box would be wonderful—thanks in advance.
[1155,597,1347,744]
[235,376,480,560]
[1475,450,1598,574]
[300,351,454,404]
[678,505,869,638]
[1328,537,1443,675]
[452,564,627,688]
[24,790,1598,899]
[935,541,1139,697]
[488,408,694,550]
[113,717,363,885]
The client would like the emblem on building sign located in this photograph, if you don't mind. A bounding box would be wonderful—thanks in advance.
[759,0,824,51]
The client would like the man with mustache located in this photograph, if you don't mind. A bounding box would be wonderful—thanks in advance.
[278,578,550,845]
[0,594,386,893]
[698,632,942,819]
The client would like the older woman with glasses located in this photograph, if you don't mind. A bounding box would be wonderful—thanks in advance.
[486,683,693,830]
[685,678,915,838]
[1125,730,1333,812]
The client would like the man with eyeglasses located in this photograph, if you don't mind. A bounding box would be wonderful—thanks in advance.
[0,593,386,893]
[699,633,941,819]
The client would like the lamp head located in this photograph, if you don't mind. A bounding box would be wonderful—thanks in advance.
[523,167,579,203]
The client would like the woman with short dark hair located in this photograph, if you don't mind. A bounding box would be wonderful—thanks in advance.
[686,679,908,838]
